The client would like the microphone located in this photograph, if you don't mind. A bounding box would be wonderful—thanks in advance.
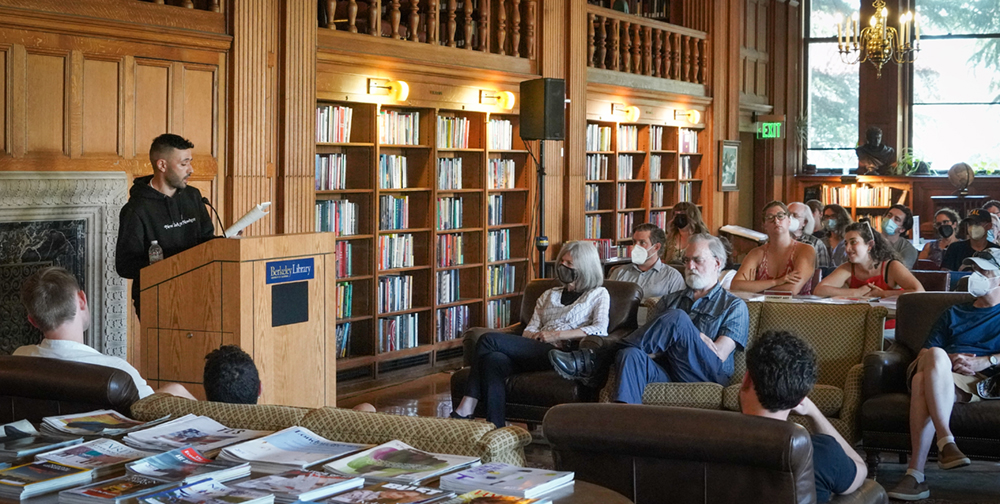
[202,197,226,237]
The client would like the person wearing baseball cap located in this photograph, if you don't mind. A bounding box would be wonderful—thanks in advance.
[940,208,999,272]
[888,248,1000,500]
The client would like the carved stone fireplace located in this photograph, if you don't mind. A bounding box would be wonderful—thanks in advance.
[0,172,128,356]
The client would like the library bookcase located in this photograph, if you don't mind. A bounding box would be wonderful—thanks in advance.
[315,101,534,386]
[798,176,912,231]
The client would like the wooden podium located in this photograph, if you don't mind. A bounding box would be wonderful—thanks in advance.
[138,233,337,408]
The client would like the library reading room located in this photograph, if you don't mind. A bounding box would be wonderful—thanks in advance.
[2,1,1000,503]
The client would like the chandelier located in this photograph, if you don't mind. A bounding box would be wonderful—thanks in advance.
[836,0,920,78]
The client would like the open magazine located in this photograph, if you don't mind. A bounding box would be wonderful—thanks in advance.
[323,440,479,485]
[59,475,177,504]
[42,411,169,437]
[439,463,574,499]
[37,439,156,472]
[326,482,453,504]
[126,447,249,484]
[139,478,273,504]
[233,470,363,503]
[218,426,368,474]
[123,415,271,454]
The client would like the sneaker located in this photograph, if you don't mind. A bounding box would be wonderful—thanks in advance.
[937,442,971,470]
[886,475,930,501]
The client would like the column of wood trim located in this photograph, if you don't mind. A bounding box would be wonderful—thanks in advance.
[68,50,83,158]
[563,0,586,245]
[277,0,316,234]
[536,0,566,265]
[8,44,26,157]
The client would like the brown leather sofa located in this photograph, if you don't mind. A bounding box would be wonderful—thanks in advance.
[450,279,642,426]
[544,403,887,504]
[0,355,139,423]
[861,292,1000,473]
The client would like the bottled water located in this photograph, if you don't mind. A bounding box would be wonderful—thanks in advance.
[148,240,164,264]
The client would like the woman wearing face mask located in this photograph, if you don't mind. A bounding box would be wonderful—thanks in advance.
[450,241,609,427]
[814,221,924,298]
[821,204,854,266]
[880,204,918,270]
[941,209,1000,272]
[665,202,709,264]
[919,208,960,269]
[731,201,817,295]
[609,223,684,300]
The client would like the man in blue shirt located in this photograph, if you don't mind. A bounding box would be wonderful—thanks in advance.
[888,248,1000,501]
[549,233,749,403]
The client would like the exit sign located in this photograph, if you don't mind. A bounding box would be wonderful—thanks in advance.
[756,115,785,139]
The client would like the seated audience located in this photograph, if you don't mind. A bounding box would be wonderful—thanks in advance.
[548,234,749,403]
[919,208,960,269]
[608,223,684,300]
[887,249,1000,500]
[789,201,832,269]
[741,331,867,502]
[882,204,919,269]
[814,221,924,298]
[982,200,1000,244]
[807,199,827,239]
[15,266,195,400]
[941,209,999,271]
[451,241,610,427]
[664,202,709,264]
[822,204,854,266]
[983,199,1000,215]
[730,201,816,295]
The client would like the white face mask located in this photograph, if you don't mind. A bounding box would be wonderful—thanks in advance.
[788,216,801,233]
[968,271,998,297]
[970,224,987,241]
[631,245,650,265]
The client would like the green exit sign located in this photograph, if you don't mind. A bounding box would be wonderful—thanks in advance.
[757,122,783,139]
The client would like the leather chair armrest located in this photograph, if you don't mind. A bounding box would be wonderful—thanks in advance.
[462,324,523,366]
[579,328,629,350]
[862,349,911,399]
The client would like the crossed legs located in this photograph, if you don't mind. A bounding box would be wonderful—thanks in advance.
[907,347,957,473]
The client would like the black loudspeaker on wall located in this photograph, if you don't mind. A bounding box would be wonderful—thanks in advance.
[519,78,565,141]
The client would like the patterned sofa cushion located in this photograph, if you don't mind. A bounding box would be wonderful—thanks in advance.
[642,382,724,409]
[721,384,844,417]
[131,394,309,431]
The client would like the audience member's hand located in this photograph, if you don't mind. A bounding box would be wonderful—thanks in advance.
[791,396,817,417]
[851,284,874,297]
[534,331,561,344]
[951,353,988,375]
[777,270,803,286]
[866,284,891,298]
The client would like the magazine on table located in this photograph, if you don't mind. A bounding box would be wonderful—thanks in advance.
[37,439,157,473]
[324,481,454,504]
[0,420,39,440]
[219,426,369,474]
[438,490,553,504]
[138,478,274,504]
[42,410,170,437]
[59,474,178,504]
[123,415,271,454]
[439,462,574,498]
[232,469,363,503]
[323,440,480,485]
[0,461,95,499]
[0,433,84,458]
[126,447,250,483]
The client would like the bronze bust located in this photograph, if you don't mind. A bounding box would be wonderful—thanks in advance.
[856,126,896,175]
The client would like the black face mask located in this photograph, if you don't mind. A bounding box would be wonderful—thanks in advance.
[556,264,578,284]
[673,214,689,229]
[937,224,954,239]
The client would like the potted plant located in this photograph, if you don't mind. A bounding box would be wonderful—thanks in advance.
[895,148,929,175]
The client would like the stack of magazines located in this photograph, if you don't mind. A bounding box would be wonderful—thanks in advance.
[0,419,83,460]
[123,415,271,454]
[439,463,574,498]
[42,411,170,437]
[139,479,273,504]
[37,439,156,476]
[323,440,479,485]
[218,426,368,474]
[233,470,363,503]
[60,475,177,504]
[126,447,250,483]
[440,490,554,504]
[326,482,453,504]
[0,461,94,499]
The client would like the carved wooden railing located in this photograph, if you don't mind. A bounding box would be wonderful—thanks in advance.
[321,0,537,60]
[140,0,222,12]
[587,5,707,85]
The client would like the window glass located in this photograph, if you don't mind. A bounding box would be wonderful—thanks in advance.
[914,39,1000,104]
[912,104,1000,171]
[807,42,859,170]
[915,0,1000,36]
[810,0,860,39]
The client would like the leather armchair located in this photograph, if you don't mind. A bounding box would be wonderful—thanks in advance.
[451,279,642,426]
[909,270,950,292]
[0,355,139,423]
[860,292,1000,474]
[544,403,887,504]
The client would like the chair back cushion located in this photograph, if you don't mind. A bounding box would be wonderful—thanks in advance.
[0,356,139,423]
[516,279,641,334]
[910,270,950,292]
[517,279,561,326]
[895,292,974,358]
[130,394,309,431]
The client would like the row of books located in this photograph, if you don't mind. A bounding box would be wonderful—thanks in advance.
[679,156,695,179]
[487,229,511,262]
[487,158,516,189]
[316,104,353,143]
[436,270,461,304]
[649,154,663,179]
[651,182,666,208]
[437,115,471,149]
[335,323,351,358]
[379,313,419,352]
[379,195,410,231]
[585,238,617,261]
[649,125,664,150]
[585,124,612,152]
[438,197,464,230]
[436,305,469,342]
[335,242,352,278]
[316,199,359,236]
[487,194,505,226]
[379,155,409,189]
[487,264,516,297]
[315,153,348,191]
[584,214,602,239]
[650,210,668,229]
[585,153,609,181]
[378,275,413,314]
[378,233,414,269]
[617,124,638,151]
[679,182,695,203]
[486,299,511,329]
[487,118,514,150]
[822,184,851,205]
[335,282,353,319]
[379,110,421,145]
[856,186,906,207]
[585,184,600,211]
[617,183,629,210]
[617,212,634,240]
[617,154,635,179]
[437,233,465,267]
[679,127,699,153]
[438,158,463,190]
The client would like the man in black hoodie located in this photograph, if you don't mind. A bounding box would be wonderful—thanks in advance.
[116,134,215,318]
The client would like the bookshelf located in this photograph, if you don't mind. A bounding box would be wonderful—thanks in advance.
[316,102,533,386]
[800,176,912,231]
[584,120,705,251]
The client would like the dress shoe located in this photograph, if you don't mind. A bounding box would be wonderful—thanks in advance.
[549,348,596,382]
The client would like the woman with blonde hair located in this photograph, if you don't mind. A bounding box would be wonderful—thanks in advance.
[731,201,816,295]
[814,220,924,298]
[665,202,709,264]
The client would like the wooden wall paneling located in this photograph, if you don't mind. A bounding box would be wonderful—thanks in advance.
[0,47,6,154]
[135,61,170,169]
[0,0,227,37]
[6,44,25,157]
[181,64,216,157]
[139,287,158,378]
[158,262,223,332]
[221,261,241,344]
[121,56,135,159]
[324,252,337,406]
[785,1,802,187]
[169,62,184,136]
[564,0,586,248]
[24,50,68,155]
[82,57,121,156]
[68,50,83,158]
[157,329,222,382]
[538,0,566,263]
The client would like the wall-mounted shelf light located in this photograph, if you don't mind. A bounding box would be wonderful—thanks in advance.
[675,109,701,125]
[368,78,410,101]
[611,103,641,122]
[480,90,516,110]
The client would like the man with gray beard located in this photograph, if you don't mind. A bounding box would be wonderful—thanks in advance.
[549,233,749,403]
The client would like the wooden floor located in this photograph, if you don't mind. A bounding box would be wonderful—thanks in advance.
[338,371,457,418]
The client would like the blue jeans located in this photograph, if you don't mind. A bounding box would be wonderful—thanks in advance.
[613,309,728,403]
[464,332,555,428]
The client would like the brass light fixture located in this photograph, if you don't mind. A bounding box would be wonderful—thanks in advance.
[674,109,701,125]
[480,90,516,110]
[368,78,410,101]
[611,103,641,122]
[836,0,920,78]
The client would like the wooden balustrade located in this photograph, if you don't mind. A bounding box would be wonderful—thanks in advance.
[140,0,221,12]
[586,4,707,85]
[318,0,536,60]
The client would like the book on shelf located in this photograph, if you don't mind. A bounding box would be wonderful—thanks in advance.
[585,184,600,212]
[649,155,662,179]
[487,299,511,329]
[59,474,177,504]
[123,414,271,454]
[379,154,409,189]
[488,158,516,189]
[617,212,634,240]
[378,275,414,314]
[335,241,352,278]
[679,128,698,153]
[233,470,364,504]
[336,282,353,319]
[617,125,638,151]
[437,115,470,149]
[487,264,516,297]
[379,194,411,231]
[821,185,850,206]
[650,210,667,230]
[138,478,273,504]
[487,229,511,262]
[436,270,461,304]
[218,427,369,475]
[316,104,353,143]
[36,439,156,474]
[679,182,693,203]
[649,125,664,151]
[378,313,419,352]
[617,154,634,179]
[316,199,359,235]
[335,323,351,358]
[437,305,469,342]
[487,119,513,151]
[438,158,463,190]
[437,196,464,230]
[315,153,347,191]
[487,194,505,226]
[326,481,453,504]
[585,124,611,152]
[651,183,665,207]
[379,110,421,145]
[439,490,552,504]
[323,440,480,485]
[584,215,601,239]
[0,461,94,500]
[125,448,249,484]
[437,233,465,267]
[378,233,415,269]
[679,156,692,179]
[42,411,169,437]
[585,154,609,181]
[616,183,627,210]
[585,239,615,261]
[439,462,574,499]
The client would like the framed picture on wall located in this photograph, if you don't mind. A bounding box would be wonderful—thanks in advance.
[719,140,740,192]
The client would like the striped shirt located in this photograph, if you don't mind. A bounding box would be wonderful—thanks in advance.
[524,286,610,336]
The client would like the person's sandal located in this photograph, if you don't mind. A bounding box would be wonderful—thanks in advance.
[449,411,473,420]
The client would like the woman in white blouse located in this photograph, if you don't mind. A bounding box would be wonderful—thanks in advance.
[451,241,610,427]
